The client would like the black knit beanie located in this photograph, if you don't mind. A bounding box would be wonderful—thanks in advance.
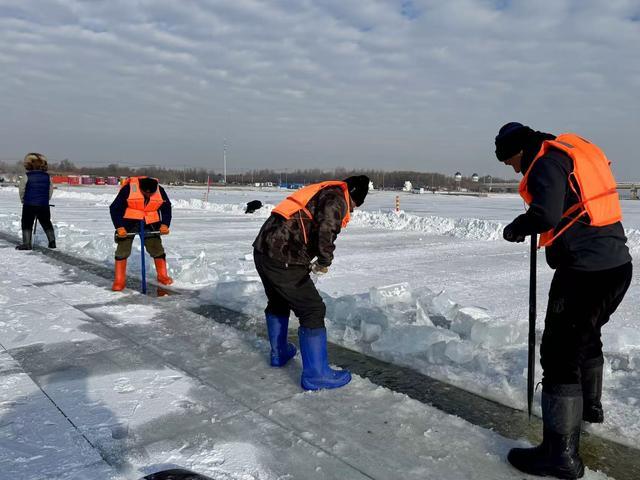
[495,122,532,162]
[495,122,557,173]
[139,177,158,193]
[343,175,370,207]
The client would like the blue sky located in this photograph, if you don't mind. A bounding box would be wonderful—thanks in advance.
[0,0,638,178]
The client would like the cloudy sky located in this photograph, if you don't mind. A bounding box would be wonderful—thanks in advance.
[0,0,638,178]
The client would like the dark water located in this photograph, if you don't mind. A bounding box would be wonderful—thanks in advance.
[142,469,213,480]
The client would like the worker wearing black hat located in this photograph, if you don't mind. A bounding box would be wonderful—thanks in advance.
[495,123,632,479]
[109,176,174,291]
[252,175,369,391]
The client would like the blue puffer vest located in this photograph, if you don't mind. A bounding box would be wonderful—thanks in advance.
[24,171,51,206]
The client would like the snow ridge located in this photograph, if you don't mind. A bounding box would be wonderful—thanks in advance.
[45,188,504,241]
[350,210,504,241]
[170,198,273,217]
[5,186,640,245]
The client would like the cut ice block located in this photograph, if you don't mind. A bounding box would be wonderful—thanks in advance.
[429,290,459,321]
[444,340,475,364]
[361,322,383,343]
[470,320,526,348]
[371,326,458,355]
[369,283,412,308]
[452,307,491,339]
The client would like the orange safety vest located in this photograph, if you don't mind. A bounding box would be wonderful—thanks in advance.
[272,181,351,244]
[122,177,165,224]
[519,133,622,248]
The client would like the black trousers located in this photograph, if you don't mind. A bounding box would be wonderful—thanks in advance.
[253,250,326,329]
[540,262,632,389]
[21,205,53,232]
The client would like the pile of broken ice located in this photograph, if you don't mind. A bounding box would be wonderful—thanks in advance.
[324,282,527,366]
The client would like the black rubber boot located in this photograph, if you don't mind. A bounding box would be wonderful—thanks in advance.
[45,229,56,249]
[15,229,33,250]
[581,362,604,423]
[508,389,585,479]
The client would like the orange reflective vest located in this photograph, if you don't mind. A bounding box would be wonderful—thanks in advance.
[122,177,164,224]
[272,181,351,244]
[519,133,622,248]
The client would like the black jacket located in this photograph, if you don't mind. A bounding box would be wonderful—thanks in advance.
[109,185,172,232]
[253,186,351,267]
[510,149,631,271]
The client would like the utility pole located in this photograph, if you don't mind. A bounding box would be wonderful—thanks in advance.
[223,139,227,184]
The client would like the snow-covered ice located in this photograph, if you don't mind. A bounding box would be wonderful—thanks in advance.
[0,184,638,478]
[0,244,616,479]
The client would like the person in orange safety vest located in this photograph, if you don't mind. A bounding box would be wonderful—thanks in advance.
[109,176,173,291]
[253,176,370,391]
[496,123,632,479]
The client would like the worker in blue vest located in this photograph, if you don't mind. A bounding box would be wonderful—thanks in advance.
[16,153,55,250]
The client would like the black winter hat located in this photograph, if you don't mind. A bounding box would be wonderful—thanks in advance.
[343,175,370,207]
[495,122,533,162]
[139,177,158,193]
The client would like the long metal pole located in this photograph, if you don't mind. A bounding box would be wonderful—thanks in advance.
[140,220,147,295]
[528,233,537,419]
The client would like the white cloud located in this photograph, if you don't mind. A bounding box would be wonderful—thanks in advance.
[0,0,638,178]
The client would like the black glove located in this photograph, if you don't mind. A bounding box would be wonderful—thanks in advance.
[503,223,526,243]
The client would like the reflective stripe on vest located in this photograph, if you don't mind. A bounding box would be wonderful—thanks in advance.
[123,177,164,224]
[272,181,351,243]
[519,133,622,248]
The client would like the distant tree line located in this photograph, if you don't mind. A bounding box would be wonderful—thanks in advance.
[0,159,513,189]
[223,168,513,190]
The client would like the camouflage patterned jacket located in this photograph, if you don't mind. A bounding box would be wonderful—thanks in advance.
[253,186,352,267]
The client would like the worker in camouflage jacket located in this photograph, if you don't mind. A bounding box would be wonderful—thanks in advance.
[253,175,369,391]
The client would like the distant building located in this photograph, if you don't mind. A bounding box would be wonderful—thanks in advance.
[279,182,304,190]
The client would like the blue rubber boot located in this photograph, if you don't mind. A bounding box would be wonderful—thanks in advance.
[298,327,352,391]
[265,313,297,367]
